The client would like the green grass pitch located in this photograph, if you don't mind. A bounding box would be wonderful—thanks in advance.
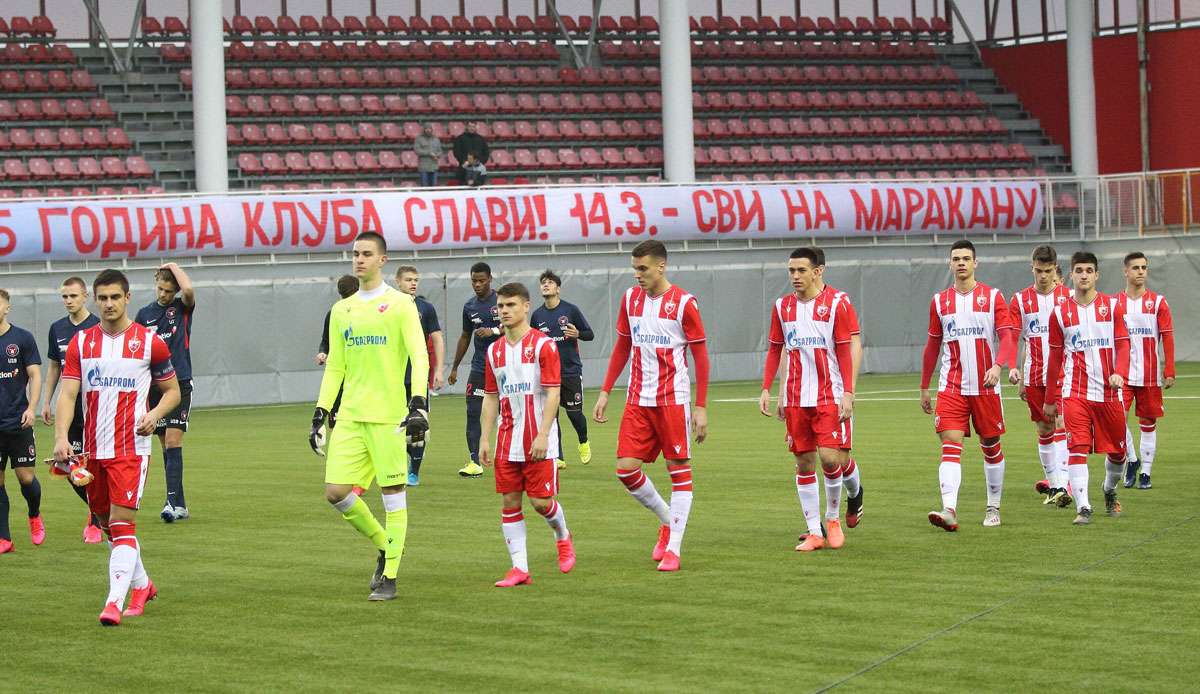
[4,367,1199,692]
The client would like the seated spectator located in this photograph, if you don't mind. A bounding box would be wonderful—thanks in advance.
[413,124,443,187]
[462,152,487,187]
[452,121,489,184]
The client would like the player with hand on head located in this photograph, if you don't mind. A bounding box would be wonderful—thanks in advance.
[1043,252,1130,525]
[593,240,709,572]
[531,269,595,470]
[40,276,103,542]
[311,232,429,601]
[448,262,501,478]
[54,269,181,624]
[1007,245,1074,507]
[0,289,43,554]
[920,240,1018,531]
[1117,252,1174,490]
[395,265,445,486]
[759,248,862,552]
[135,263,195,524]
[479,282,575,587]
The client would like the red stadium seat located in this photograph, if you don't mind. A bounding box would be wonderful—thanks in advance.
[100,156,128,177]
[231,16,254,34]
[77,157,103,178]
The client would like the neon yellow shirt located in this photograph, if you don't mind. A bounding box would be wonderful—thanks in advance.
[317,287,429,424]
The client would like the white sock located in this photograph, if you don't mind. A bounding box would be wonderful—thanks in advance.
[1054,432,1070,488]
[1139,425,1157,475]
[796,473,823,534]
[939,462,961,510]
[619,469,672,525]
[1036,434,1057,479]
[667,491,693,554]
[841,458,862,498]
[823,468,842,520]
[501,508,528,572]
[1068,455,1090,511]
[107,544,138,608]
[984,461,1005,508]
[1103,457,1123,493]
[131,543,149,590]
[537,500,570,541]
[1124,427,1139,463]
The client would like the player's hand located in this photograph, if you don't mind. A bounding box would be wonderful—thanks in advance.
[473,327,494,338]
[433,369,447,391]
[403,396,429,448]
[983,364,1002,388]
[309,407,330,456]
[530,432,549,460]
[479,442,492,468]
[41,404,53,426]
[1164,376,1176,389]
[692,406,708,443]
[448,369,458,386]
[920,389,934,415]
[1043,402,1058,421]
[21,407,34,429]
[315,352,327,366]
[1018,383,1027,402]
[1108,373,1125,390]
[563,323,580,339]
[776,401,785,421]
[135,412,158,436]
[53,437,72,463]
[839,393,855,422]
[592,391,609,423]
[758,389,772,417]
[1008,368,1021,385]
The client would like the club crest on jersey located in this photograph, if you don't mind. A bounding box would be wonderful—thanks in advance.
[128,337,142,353]
[523,345,534,360]
[976,295,987,308]
[664,300,677,316]
[1057,295,1067,304]
[1145,299,1155,311]
[378,303,388,313]
[1098,304,1109,318]
[5,344,17,357]
[817,305,829,317]
[491,306,500,319]
[166,306,177,318]
[558,315,569,326]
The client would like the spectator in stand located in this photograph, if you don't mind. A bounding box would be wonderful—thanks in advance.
[413,124,443,188]
[453,122,490,185]
[462,153,487,187]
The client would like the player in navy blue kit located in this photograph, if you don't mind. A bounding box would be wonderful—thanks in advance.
[395,265,445,486]
[134,263,195,523]
[0,289,44,554]
[448,262,501,478]
[531,270,595,469]
[39,276,103,543]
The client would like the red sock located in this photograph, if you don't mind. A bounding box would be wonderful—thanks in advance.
[666,463,693,492]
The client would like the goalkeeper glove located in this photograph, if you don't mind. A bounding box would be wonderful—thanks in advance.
[402,396,429,448]
[310,407,330,456]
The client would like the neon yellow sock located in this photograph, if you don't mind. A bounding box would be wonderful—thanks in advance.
[341,497,387,552]
[383,508,408,579]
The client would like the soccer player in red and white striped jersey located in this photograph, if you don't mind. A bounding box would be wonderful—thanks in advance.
[1007,245,1074,506]
[53,269,181,625]
[1117,252,1175,489]
[1044,252,1130,525]
[759,247,862,552]
[920,240,1018,531]
[479,282,575,587]
[593,240,709,572]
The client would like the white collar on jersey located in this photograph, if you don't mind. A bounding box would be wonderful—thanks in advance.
[355,284,388,301]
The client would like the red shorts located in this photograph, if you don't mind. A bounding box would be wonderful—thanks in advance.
[85,455,149,515]
[494,457,558,497]
[935,389,1005,438]
[1024,385,1051,423]
[784,405,852,453]
[617,402,691,462]
[1062,398,1127,455]
[1122,385,1164,419]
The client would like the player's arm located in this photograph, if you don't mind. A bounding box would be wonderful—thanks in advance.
[429,329,446,389]
[1007,295,1024,385]
[594,295,633,424]
[920,299,942,414]
[141,335,181,435]
[682,298,710,443]
[760,304,784,417]
[40,359,60,424]
[311,307,345,452]
[479,357,500,467]
[567,305,595,341]
[162,262,196,308]
[316,309,331,365]
[833,301,856,422]
[53,377,80,461]
[399,303,430,401]
[1043,311,1065,420]
[1111,302,1130,390]
[23,363,41,429]
[531,340,562,460]
[1159,300,1176,388]
[986,291,1016,387]
[448,306,472,385]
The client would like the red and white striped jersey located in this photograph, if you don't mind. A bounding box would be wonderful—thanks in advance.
[61,322,174,460]
[1118,290,1173,386]
[483,328,561,462]
[928,283,1013,395]
[616,285,706,407]
[767,286,860,407]
[1049,293,1128,403]
[1009,284,1073,386]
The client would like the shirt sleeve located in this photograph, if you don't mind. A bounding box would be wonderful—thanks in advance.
[462,304,472,333]
[421,302,441,335]
[1008,294,1023,335]
[540,340,561,387]
[993,290,1015,331]
[927,298,942,337]
[767,303,784,345]
[316,308,346,410]
[22,331,41,367]
[572,305,594,339]
[46,326,60,363]
[1158,299,1174,333]
[832,301,854,344]
[615,291,631,337]
[483,348,498,394]
[844,300,861,335]
[62,336,81,380]
[681,297,706,343]
[150,334,175,381]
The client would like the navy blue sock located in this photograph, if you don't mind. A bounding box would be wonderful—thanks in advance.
[466,395,482,464]
[567,409,589,444]
[0,485,10,540]
[164,447,185,508]
[19,477,41,518]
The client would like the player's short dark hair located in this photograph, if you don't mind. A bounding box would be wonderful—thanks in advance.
[0,288,9,302]
[539,269,562,286]
[62,276,87,291]
[631,240,667,260]
[1055,264,1064,277]
[93,269,130,295]
[496,282,530,301]
[395,265,418,277]
[1071,251,1099,270]
[355,231,387,253]
[1123,251,1147,266]
[470,261,492,276]
[950,239,976,258]
[335,274,359,298]
[154,267,179,289]
[789,247,825,266]
[1031,245,1057,264]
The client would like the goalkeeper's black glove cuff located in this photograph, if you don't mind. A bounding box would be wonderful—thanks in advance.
[408,396,427,411]
[312,407,330,428]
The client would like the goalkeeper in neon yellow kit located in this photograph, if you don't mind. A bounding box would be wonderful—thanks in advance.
[310,231,430,601]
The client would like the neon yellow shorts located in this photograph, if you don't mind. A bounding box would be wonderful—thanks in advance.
[324,419,407,488]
